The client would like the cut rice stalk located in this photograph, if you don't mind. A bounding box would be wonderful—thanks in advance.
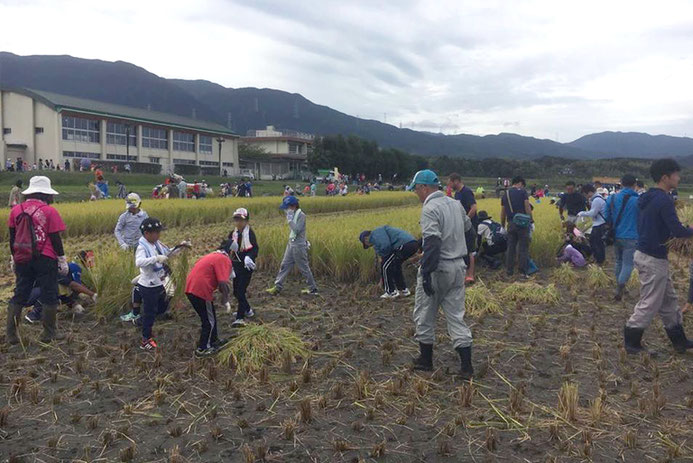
[465,282,502,318]
[499,282,560,305]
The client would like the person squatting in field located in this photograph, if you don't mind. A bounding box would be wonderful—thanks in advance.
[185,240,235,358]
[266,195,318,296]
[227,208,259,327]
[409,169,474,380]
[6,176,68,344]
[359,226,419,299]
[624,159,693,355]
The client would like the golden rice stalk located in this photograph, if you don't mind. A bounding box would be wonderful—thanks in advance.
[558,381,579,422]
[218,324,309,373]
[627,269,640,291]
[667,237,693,259]
[552,262,578,286]
[499,282,560,305]
[586,264,612,289]
[465,281,502,318]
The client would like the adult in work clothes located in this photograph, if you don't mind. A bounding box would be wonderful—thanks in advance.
[409,169,473,380]
[500,176,533,277]
[359,226,419,298]
[448,173,478,283]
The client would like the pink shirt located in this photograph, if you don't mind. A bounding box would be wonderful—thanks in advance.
[8,199,66,259]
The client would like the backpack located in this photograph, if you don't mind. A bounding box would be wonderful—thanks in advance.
[487,221,507,247]
[13,204,45,264]
[506,190,532,228]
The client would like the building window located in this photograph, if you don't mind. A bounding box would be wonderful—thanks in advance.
[142,127,168,150]
[173,131,195,152]
[199,160,219,166]
[106,122,137,146]
[289,143,300,154]
[222,162,234,167]
[62,116,100,143]
[149,157,161,164]
[107,154,129,161]
[173,158,197,165]
[199,135,213,154]
[35,127,44,134]
[3,128,11,135]
[63,151,100,159]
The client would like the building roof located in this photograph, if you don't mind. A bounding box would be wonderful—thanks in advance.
[1,86,237,137]
[241,136,313,144]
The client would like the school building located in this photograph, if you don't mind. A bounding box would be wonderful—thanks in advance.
[240,125,312,180]
[0,87,240,175]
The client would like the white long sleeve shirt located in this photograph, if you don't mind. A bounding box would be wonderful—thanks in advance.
[577,195,606,227]
[115,210,148,247]
[135,236,170,287]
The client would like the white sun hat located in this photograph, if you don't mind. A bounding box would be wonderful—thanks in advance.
[22,176,59,195]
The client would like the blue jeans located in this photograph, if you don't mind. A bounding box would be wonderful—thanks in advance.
[614,239,637,285]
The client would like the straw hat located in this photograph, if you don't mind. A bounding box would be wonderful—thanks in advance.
[22,176,59,195]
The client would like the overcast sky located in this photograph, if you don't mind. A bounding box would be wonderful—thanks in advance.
[2,0,693,141]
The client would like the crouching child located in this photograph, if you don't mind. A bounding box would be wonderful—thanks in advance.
[185,240,235,357]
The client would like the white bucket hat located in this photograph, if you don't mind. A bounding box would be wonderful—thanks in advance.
[22,176,59,195]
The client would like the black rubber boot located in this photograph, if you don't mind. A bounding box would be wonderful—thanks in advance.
[6,303,23,345]
[614,284,626,301]
[40,305,64,343]
[665,325,693,354]
[624,325,646,355]
[412,343,433,371]
[455,345,474,380]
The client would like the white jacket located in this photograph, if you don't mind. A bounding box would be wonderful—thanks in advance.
[135,236,170,287]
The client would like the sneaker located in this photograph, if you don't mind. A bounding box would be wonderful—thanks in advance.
[72,303,85,314]
[266,286,281,295]
[400,289,411,297]
[380,291,400,299]
[234,308,255,318]
[231,319,247,328]
[140,338,158,351]
[25,310,41,324]
[301,288,319,296]
[194,347,218,358]
[120,311,140,323]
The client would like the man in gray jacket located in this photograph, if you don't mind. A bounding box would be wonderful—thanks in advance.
[266,195,318,295]
[409,169,473,380]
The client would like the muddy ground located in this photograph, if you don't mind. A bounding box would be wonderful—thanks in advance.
[1,249,693,462]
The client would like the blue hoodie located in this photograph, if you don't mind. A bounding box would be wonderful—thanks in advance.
[604,188,639,240]
[636,187,693,259]
[369,226,416,257]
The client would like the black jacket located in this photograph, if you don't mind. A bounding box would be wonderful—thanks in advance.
[228,227,259,264]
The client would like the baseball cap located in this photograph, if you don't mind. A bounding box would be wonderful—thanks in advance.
[359,230,371,248]
[280,195,299,210]
[233,207,249,220]
[408,169,440,190]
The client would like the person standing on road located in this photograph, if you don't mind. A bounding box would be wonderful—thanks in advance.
[624,159,693,355]
[577,184,607,265]
[228,208,259,327]
[266,196,318,296]
[6,176,68,344]
[359,226,419,299]
[115,193,149,251]
[500,176,533,277]
[409,169,473,380]
[604,174,640,301]
[448,173,478,284]
[558,181,587,223]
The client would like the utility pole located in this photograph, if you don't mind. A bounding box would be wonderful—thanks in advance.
[216,137,225,177]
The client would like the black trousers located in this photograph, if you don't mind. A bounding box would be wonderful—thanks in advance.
[381,240,419,293]
[11,255,59,306]
[139,285,168,340]
[233,263,253,319]
[590,224,606,264]
[186,293,218,350]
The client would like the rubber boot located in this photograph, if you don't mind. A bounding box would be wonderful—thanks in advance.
[40,305,64,343]
[614,284,626,301]
[455,345,474,381]
[412,343,433,371]
[665,324,693,354]
[624,325,645,355]
[6,303,23,345]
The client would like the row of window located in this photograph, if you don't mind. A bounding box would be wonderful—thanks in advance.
[173,158,197,165]
[199,160,219,166]
[63,151,100,159]
[61,116,218,153]
[2,127,45,134]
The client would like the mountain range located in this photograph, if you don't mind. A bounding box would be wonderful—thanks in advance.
[2,52,693,160]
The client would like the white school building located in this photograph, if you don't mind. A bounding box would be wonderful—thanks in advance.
[0,87,239,174]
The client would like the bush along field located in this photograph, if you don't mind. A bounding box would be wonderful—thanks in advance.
[1,194,693,462]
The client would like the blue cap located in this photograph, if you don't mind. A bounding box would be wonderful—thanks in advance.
[280,195,299,210]
[408,169,440,190]
[359,230,371,248]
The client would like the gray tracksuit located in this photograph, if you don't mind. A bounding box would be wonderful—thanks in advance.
[413,191,472,349]
[274,209,317,291]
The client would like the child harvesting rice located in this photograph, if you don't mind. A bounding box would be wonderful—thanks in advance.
[228,208,259,327]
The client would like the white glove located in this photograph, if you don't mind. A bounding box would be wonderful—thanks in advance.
[10,257,15,274]
[58,256,69,275]
[120,243,129,251]
[306,240,311,250]
[231,269,236,280]
[244,256,256,271]
[224,302,232,313]
[230,241,239,252]
[155,255,168,264]
[286,211,295,222]
[179,240,192,248]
